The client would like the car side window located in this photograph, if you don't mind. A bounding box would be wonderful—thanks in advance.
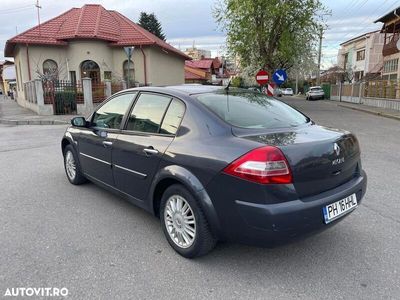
[92,93,136,129]
[160,99,185,135]
[126,93,171,133]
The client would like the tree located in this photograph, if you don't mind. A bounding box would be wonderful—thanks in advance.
[214,0,328,74]
[138,12,166,41]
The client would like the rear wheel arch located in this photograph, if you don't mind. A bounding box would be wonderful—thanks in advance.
[150,165,222,238]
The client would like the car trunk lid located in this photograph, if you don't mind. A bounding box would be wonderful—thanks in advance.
[234,124,360,198]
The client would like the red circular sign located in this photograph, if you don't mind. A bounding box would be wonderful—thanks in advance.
[256,70,269,85]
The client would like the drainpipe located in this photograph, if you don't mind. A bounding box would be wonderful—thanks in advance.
[140,45,148,86]
[26,43,31,81]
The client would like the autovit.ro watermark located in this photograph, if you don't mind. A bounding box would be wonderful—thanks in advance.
[4,287,68,297]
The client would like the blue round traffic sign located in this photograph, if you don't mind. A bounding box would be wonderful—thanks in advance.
[272,69,287,85]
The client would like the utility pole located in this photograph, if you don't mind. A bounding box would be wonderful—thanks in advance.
[35,0,42,36]
[316,26,323,86]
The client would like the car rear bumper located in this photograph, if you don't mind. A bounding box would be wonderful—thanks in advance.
[214,170,367,247]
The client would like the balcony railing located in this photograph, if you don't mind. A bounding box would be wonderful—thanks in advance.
[383,33,400,56]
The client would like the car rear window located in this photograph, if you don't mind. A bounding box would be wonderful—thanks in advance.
[310,88,323,92]
[196,91,309,129]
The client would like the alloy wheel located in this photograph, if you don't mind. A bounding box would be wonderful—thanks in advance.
[65,151,76,180]
[164,195,196,248]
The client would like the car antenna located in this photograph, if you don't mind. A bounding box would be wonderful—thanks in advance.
[224,80,231,93]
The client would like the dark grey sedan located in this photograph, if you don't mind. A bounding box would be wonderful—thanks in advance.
[61,85,367,258]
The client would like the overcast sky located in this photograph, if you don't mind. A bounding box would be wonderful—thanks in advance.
[0,0,399,68]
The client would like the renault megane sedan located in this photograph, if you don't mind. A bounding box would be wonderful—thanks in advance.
[61,85,367,258]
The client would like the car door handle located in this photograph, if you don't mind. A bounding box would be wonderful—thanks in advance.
[102,141,113,147]
[143,147,159,155]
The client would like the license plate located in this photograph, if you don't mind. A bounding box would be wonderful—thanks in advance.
[323,194,357,224]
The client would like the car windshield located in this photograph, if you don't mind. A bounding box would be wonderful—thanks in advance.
[196,90,309,129]
[311,88,323,92]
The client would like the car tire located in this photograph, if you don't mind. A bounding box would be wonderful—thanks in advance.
[63,144,87,185]
[160,184,217,258]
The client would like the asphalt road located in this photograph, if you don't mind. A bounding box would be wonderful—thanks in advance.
[0,98,399,299]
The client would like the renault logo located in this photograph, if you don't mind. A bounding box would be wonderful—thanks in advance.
[333,143,341,156]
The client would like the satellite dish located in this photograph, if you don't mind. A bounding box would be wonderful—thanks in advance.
[397,39,400,51]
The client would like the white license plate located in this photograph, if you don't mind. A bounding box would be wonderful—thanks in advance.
[323,194,357,224]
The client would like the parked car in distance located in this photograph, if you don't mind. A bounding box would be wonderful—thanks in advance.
[281,88,293,96]
[274,88,282,97]
[306,86,325,100]
[62,85,367,258]
[247,87,261,92]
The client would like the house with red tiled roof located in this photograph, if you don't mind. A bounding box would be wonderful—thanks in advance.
[185,57,231,85]
[4,4,189,106]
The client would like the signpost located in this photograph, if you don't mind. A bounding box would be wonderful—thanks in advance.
[272,69,287,85]
[256,70,269,86]
[124,46,135,88]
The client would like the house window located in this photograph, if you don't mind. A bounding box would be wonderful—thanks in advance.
[104,71,112,80]
[356,49,365,61]
[383,59,399,73]
[123,60,135,86]
[42,59,58,80]
[81,60,100,83]
[343,53,349,69]
[69,71,76,84]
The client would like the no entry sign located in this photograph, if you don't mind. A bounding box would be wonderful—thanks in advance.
[256,70,269,85]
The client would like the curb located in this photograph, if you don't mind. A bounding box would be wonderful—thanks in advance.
[337,104,400,121]
[0,118,69,125]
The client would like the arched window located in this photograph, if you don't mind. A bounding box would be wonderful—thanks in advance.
[42,59,58,80]
[81,60,100,83]
[123,60,135,86]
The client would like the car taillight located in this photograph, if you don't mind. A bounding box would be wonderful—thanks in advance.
[223,146,292,184]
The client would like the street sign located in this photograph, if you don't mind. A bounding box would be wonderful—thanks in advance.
[272,69,287,85]
[124,46,134,58]
[256,70,269,85]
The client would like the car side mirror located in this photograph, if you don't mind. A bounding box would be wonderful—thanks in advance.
[71,117,87,127]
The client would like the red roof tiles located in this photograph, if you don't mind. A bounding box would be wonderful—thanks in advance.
[4,4,189,59]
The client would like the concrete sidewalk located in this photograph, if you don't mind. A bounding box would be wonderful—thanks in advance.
[0,96,77,125]
[334,101,400,121]
[292,94,400,122]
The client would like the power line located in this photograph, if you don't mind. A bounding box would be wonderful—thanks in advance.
[0,4,33,13]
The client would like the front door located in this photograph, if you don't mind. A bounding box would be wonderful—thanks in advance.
[112,93,185,201]
[78,92,137,186]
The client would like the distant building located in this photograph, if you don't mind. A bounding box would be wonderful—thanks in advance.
[337,30,384,82]
[184,57,230,85]
[0,60,16,95]
[184,45,211,60]
[374,6,400,80]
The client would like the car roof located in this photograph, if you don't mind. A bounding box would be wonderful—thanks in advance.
[310,86,322,89]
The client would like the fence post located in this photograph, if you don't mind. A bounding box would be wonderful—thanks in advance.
[339,82,342,102]
[359,82,363,104]
[34,79,54,115]
[82,77,93,115]
[34,79,44,106]
[104,79,112,97]
[121,80,127,90]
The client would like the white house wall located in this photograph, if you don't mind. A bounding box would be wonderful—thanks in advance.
[146,46,185,86]
[13,40,185,94]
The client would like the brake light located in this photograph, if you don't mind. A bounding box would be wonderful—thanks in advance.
[223,146,292,184]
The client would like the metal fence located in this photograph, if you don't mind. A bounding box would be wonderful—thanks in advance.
[92,82,106,104]
[364,81,398,99]
[330,81,400,100]
[111,82,124,94]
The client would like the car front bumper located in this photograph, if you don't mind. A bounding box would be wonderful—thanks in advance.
[213,170,367,247]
